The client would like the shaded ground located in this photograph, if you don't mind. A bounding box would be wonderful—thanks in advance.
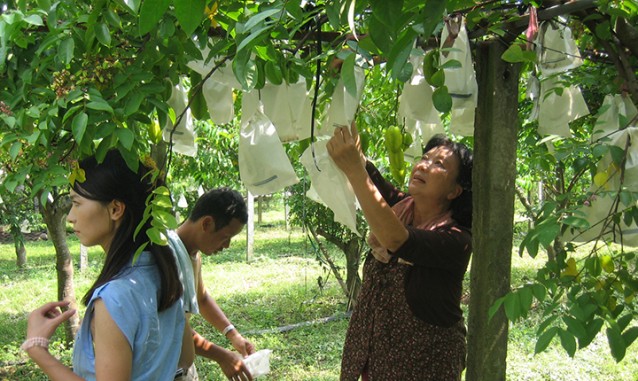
[0,231,48,244]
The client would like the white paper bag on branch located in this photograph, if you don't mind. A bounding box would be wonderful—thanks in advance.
[239,105,299,196]
[163,82,197,157]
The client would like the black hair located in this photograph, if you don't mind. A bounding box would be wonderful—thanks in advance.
[188,187,248,231]
[75,149,182,311]
[424,134,473,229]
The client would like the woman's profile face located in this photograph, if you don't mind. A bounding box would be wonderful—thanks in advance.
[408,145,461,203]
[67,189,117,251]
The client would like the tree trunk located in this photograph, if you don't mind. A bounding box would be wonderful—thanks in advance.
[40,194,80,342]
[10,224,27,268]
[466,39,520,381]
[343,239,362,310]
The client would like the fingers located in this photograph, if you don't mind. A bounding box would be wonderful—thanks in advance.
[229,370,251,381]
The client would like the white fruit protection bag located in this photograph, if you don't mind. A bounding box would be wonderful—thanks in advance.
[238,101,299,196]
[162,82,197,157]
[440,15,478,137]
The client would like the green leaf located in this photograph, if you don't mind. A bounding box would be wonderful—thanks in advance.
[488,296,505,321]
[421,0,445,38]
[95,22,111,47]
[57,37,74,65]
[563,316,587,339]
[23,14,44,26]
[341,53,357,97]
[122,0,141,13]
[236,25,272,53]
[531,283,546,302]
[264,60,283,85]
[124,91,144,116]
[519,286,534,317]
[139,0,171,35]
[607,325,626,362]
[432,86,452,113]
[388,29,415,80]
[622,326,638,347]
[71,112,88,144]
[501,44,536,63]
[535,326,558,354]
[9,141,21,161]
[174,0,206,36]
[87,100,114,114]
[559,329,577,357]
[132,242,149,264]
[242,8,280,32]
[368,16,391,54]
[503,292,521,321]
[152,209,178,229]
[562,216,590,230]
[115,128,135,150]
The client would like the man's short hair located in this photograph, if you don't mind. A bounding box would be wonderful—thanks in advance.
[188,188,248,231]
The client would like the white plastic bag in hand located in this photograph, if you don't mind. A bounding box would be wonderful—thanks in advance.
[239,105,299,196]
[300,139,360,236]
[162,81,197,157]
[244,349,273,378]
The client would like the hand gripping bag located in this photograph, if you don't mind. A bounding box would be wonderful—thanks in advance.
[300,139,360,236]
[238,104,299,196]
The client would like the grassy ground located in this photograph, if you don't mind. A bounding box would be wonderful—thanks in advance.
[1,207,637,380]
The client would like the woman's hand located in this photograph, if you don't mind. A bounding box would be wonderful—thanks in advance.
[327,123,366,174]
[26,301,76,341]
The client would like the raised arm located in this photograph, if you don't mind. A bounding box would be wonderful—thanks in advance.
[327,124,409,252]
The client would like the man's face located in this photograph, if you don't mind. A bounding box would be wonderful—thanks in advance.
[201,217,245,256]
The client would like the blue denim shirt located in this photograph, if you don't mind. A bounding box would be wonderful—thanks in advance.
[72,251,184,381]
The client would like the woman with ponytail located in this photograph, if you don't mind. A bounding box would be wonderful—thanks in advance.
[23,150,185,381]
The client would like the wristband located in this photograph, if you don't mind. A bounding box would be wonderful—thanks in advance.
[222,324,235,336]
[20,337,49,351]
